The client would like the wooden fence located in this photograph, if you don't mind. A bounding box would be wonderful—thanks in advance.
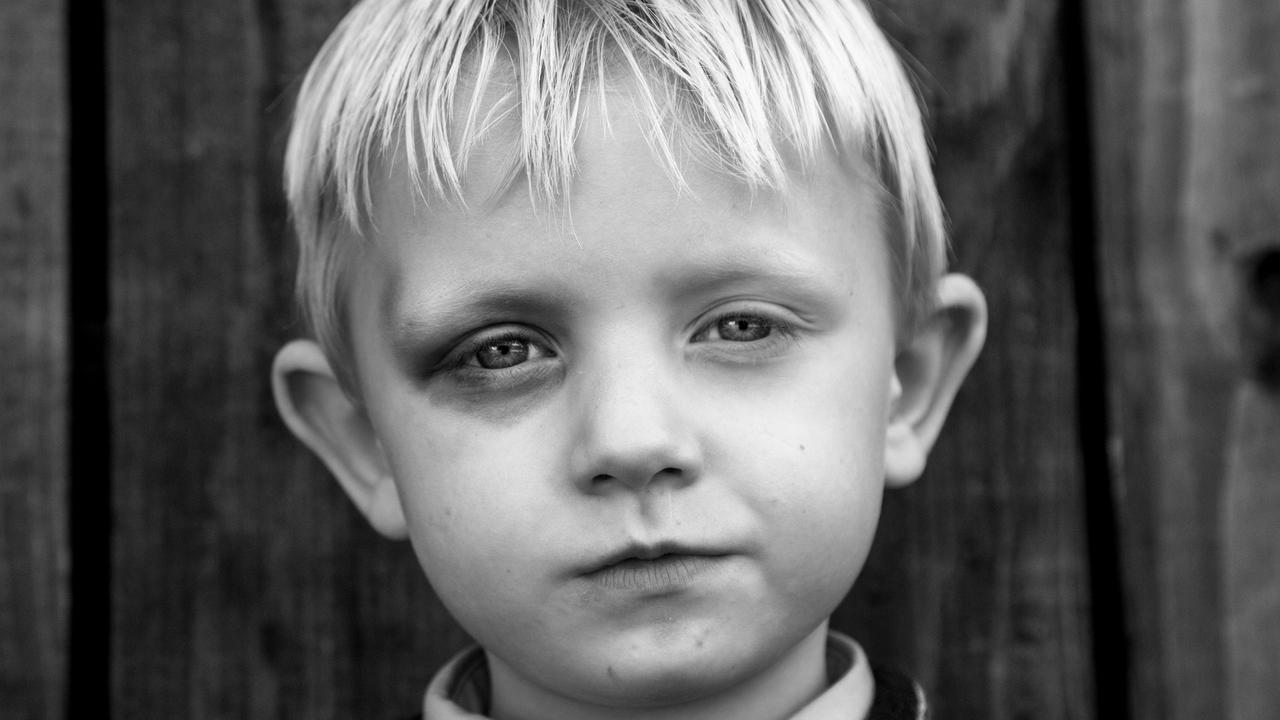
[3,1,1278,718]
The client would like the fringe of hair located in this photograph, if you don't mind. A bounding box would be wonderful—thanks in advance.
[285,0,947,391]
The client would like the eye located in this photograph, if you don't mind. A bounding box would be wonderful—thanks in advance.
[459,330,554,370]
[423,326,562,395]
[694,311,791,343]
[473,336,532,369]
[714,315,774,342]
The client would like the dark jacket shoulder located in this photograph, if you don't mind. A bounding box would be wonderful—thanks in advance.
[869,664,928,720]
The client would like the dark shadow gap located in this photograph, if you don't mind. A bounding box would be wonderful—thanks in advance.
[1058,2,1133,718]
[66,0,111,717]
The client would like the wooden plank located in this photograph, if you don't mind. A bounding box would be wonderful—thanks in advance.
[1084,0,1280,716]
[1223,379,1280,720]
[107,2,466,717]
[1198,2,1280,718]
[0,2,69,719]
[833,1,1096,718]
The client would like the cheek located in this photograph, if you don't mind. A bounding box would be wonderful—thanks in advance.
[380,412,571,586]
[765,437,885,617]
[761,437,884,562]
[382,417,525,565]
[382,425,553,640]
[721,360,890,574]
[727,352,891,486]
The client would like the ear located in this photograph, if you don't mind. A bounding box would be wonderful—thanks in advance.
[271,339,408,539]
[884,274,988,487]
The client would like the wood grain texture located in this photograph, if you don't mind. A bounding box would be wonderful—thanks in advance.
[106,1,468,717]
[1083,0,1280,716]
[1203,4,1280,716]
[833,1,1096,718]
[0,2,69,720]
[1223,382,1280,720]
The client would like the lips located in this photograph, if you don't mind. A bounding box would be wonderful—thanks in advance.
[581,543,730,592]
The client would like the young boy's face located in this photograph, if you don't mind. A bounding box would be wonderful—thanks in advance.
[340,98,901,711]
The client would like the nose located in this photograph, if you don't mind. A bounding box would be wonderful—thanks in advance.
[569,350,703,494]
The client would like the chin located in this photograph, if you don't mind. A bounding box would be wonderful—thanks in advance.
[579,662,738,709]
[569,634,764,709]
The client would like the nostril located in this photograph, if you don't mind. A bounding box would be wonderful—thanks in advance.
[588,467,685,490]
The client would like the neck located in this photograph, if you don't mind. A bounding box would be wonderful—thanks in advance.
[487,622,830,720]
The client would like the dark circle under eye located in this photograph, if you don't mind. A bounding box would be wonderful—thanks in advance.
[475,338,530,369]
[717,315,772,342]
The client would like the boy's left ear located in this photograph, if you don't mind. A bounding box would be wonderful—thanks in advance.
[884,274,988,487]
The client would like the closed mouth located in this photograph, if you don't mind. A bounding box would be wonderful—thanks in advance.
[582,544,729,592]
[590,554,720,591]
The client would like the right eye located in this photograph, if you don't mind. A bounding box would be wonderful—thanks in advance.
[471,335,533,369]
[454,330,556,371]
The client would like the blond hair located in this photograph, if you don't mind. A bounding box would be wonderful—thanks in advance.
[285,0,946,389]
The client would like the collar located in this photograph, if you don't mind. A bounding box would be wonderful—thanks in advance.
[422,631,880,720]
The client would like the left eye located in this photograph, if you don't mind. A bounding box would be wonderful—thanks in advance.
[713,315,774,342]
[694,312,791,344]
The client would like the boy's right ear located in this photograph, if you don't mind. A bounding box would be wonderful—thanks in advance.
[271,340,408,540]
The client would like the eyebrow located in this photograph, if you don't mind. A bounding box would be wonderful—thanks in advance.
[385,247,843,349]
[386,279,577,353]
[661,249,842,308]
[671,258,828,294]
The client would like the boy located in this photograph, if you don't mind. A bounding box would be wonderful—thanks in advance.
[271,1,987,718]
